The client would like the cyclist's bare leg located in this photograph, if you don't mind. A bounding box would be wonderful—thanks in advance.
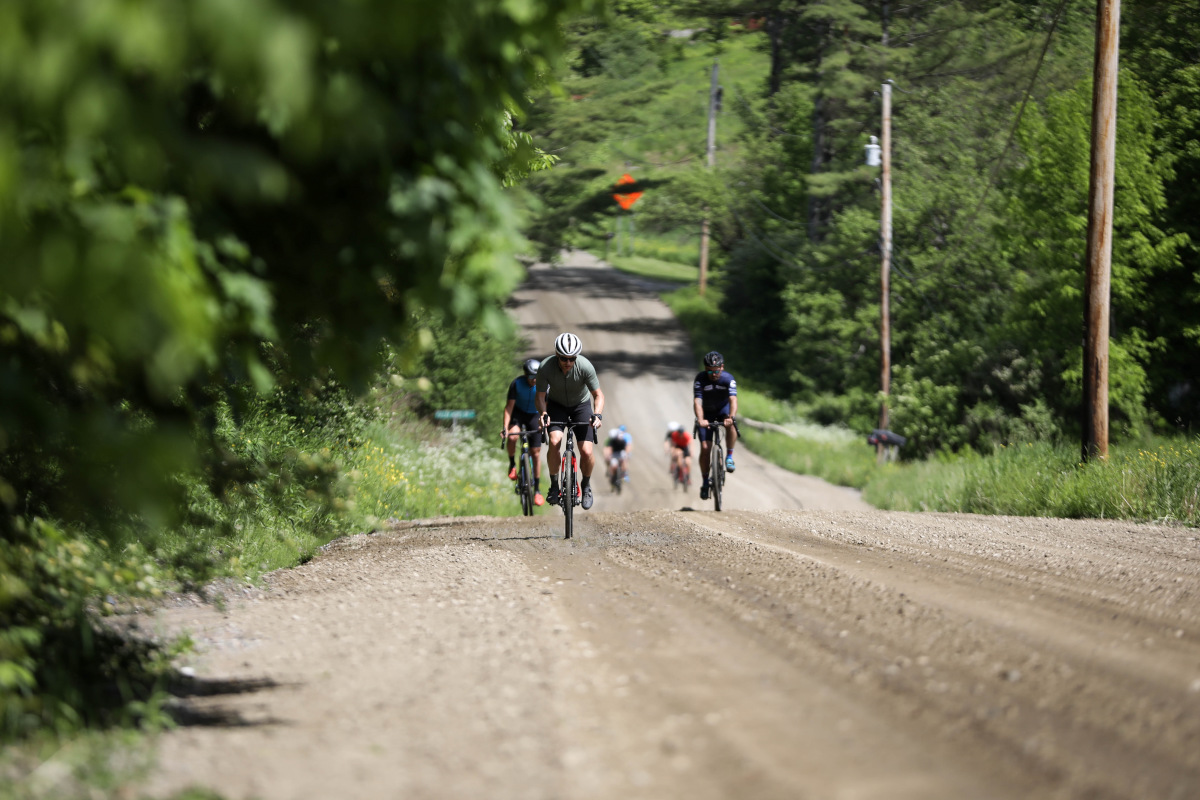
[530,447,542,482]
[578,439,595,478]
[726,420,738,450]
[698,440,712,476]
[546,429,564,476]
[506,423,523,459]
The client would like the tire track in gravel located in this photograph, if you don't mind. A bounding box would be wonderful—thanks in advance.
[585,510,1200,800]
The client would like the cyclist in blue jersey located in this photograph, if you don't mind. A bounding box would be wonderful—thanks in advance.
[693,350,739,501]
[603,425,633,486]
[502,358,545,506]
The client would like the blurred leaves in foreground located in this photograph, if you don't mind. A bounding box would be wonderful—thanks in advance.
[1,0,594,740]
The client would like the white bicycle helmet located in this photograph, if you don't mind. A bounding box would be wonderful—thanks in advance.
[554,332,582,358]
[667,421,681,432]
[608,428,619,440]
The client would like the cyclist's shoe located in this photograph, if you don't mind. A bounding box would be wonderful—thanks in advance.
[508,466,518,480]
[699,483,710,500]
[547,486,561,506]
[725,454,736,473]
[534,492,545,507]
[581,485,594,510]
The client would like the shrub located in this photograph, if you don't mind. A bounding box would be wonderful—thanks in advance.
[1,519,172,741]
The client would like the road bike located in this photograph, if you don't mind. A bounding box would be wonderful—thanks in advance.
[702,421,726,512]
[608,456,627,494]
[549,421,592,539]
[503,430,539,516]
[670,452,691,492]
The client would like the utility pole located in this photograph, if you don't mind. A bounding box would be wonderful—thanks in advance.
[1082,0,1120,463]
[878,81,893,464]
[698,60,719,296]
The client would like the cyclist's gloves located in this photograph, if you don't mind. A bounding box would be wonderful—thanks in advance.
[590,414,602,428]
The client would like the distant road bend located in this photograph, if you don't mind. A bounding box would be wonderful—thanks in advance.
[145,253,1200,800]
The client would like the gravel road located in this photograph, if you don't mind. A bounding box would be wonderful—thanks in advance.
[143,254,1200,799]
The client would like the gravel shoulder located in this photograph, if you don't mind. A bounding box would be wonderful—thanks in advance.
[145,511,1200,800]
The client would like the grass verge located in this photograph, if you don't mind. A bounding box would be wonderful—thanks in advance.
[607,254,698,284]
[864,438,1200,525]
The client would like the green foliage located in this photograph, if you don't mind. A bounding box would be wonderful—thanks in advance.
[0,0,595,745]
[1,0,593,536]
[864,437,1200,525]
[346,423,528,525]
[520,24,767,259]
[406,309,525,440]
[1002,71,1187,436]
[0,519,171,741]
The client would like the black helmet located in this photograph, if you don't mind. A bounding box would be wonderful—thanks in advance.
[704,351,724,369]
[522,358,540,377]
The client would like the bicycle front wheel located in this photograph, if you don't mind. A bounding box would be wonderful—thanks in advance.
[564,461,575,539]
[519,457,533,516]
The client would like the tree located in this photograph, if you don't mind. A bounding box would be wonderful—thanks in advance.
[0,0,594,537]
[1001,71,1186,435]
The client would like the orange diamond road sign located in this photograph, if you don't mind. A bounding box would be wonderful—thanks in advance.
[613,173,643,210]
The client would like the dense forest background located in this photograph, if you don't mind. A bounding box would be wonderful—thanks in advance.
[520,0,1200,456]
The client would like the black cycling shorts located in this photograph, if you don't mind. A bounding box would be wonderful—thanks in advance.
[509,409,543,448]
[545,398,598,444]
[695,414,739,444]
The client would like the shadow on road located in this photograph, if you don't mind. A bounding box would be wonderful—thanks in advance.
[167,674,288,728]
[512,266,696,381]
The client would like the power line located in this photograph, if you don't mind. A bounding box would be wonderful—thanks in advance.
[966,0,1075,225]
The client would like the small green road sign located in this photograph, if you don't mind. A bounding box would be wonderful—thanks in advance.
[434,409,476,420]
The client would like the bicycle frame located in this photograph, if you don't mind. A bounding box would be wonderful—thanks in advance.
[703,422,725,512]
[547,421,591,539]
[672,450,690,490]
[504,430,539,516]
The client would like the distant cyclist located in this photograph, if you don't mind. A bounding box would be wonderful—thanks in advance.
[502,358,545,506]
[603,426,632,485]
[693,350,739,500]
[536,332,605,510]
[664,421,691,481]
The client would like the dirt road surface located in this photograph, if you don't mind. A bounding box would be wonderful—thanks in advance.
[144,254,1200,799]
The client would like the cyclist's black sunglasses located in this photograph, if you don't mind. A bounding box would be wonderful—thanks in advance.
[558,356,577,363]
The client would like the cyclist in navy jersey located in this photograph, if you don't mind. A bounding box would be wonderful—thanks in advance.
[502,358,545,506]
[693,350,739,500]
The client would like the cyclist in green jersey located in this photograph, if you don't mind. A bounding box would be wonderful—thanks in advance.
[535,332,606,511]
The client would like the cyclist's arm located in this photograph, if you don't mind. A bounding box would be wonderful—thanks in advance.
[502,398,516,433]
[693,396,706,427]
[590,387,605,417]
[535,389,548,417]
[728,394,737,423]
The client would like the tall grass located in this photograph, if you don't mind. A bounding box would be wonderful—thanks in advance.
[346,421,528,526]
[865,439,1200,524]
